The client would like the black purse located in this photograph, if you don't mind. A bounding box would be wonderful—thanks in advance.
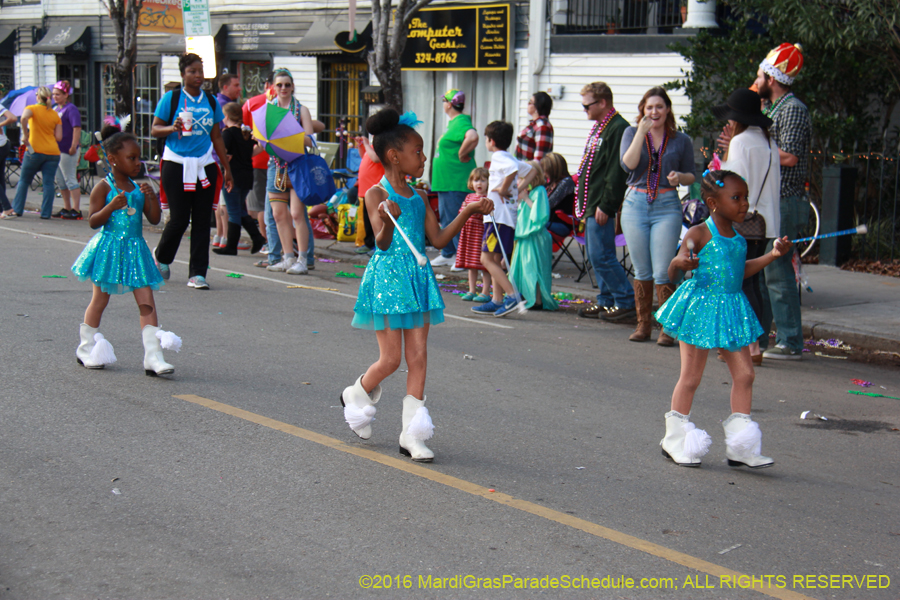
[733,145,771,240]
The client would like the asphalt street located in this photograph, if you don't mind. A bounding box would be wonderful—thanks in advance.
[1,217,898,600]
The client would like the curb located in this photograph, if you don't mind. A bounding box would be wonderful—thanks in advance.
[802,323,900,356]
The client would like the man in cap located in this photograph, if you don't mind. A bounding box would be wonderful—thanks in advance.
[754,43,811,360]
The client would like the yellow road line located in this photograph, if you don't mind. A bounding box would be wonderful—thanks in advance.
[174,393,816,600]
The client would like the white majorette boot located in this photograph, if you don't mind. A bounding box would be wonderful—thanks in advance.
[723,413,774,469]
[341,375,381,439]
[660,410,712,467]
[142,325,177,376]
[399,395,434,462]
[76,323,117,369]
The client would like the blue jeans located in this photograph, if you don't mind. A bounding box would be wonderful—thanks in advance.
[759,195,808,351]
[586,213,634,308]
[265,196,315,266]
[619,188,682,284]
[437,190,467,257]
[13,151,61,218]
[0,141,10,212]
[222,186,250,224]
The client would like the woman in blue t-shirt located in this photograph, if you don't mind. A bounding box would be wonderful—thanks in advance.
[151,52,234,290]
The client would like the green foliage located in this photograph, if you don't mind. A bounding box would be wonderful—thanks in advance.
[666,1,899,157]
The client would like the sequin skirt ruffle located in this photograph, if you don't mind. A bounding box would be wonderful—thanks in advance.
[353,253,445,331]
[71,232,164,295]
[654,280,763,351]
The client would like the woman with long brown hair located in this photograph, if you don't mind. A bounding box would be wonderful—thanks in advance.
[619,86,695,345]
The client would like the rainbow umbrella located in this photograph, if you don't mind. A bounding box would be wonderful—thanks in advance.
[0,86,38,116]
[250,103,306,163]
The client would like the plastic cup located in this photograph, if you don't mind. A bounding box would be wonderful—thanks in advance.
[179,111,193,136]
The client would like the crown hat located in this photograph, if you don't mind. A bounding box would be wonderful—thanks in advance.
[760,43,804,86]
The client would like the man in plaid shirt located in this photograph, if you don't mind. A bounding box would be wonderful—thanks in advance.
[516,91,554,161]
[755,43,811,361]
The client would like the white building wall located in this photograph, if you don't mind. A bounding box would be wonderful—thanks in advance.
[14,53,34,88]
[43,0,101,16]
[161,56,180,87]
[270,54,318,119]
[39,54,56,87]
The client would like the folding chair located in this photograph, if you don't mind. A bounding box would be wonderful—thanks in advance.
[332,146,361,190]
[550,210,595,286]
[316,142,340,169]
[5,145,21,188]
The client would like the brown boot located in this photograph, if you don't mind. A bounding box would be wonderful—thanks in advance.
[628,279,654,341]
[656,283,677,346]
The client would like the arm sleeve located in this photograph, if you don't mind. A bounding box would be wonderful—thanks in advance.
[619,126,636,173]
[212,100,225,126]
[776,104,810,158]
[593,127,628,216]
[547,177,574,210]
[154,91,173,122]
[221,128,238,155]
[678,134,695,177]
[68,107,81,129]
[533,123,553,161]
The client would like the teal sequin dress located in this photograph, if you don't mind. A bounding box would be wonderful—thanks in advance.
[71,176,164,295]
[654,218,763,351]
[352,177,445,330]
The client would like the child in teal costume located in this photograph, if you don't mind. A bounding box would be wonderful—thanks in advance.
[656,170,792,469]
[341,108,493,462]
[509,160,558,310]
[71,132,181,376]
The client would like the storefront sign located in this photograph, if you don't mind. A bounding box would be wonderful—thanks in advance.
[139,0,184,34]
[401,3,511,71]
[182,0,211,37]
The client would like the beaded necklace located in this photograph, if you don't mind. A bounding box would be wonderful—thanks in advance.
[763,92,793,118]
[575,108,617,219]
[645,130,669,203]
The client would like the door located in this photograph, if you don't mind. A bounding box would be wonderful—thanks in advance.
[318,60,368,169]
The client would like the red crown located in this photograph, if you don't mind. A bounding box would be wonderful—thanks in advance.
[766,43,803,79]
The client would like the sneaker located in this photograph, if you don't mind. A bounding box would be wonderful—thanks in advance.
[258,244,269,255]
[307,260,315,270]
[430,254,456,267]
[237,240,251,251]
[599,305,636,322]
[286,260,308,275]
[187,275,209,289]
[450,265,465,272]
[253,259,269,268]
[63,210,81,220]
[471,300,502,315]
[212,235,222,248]
[154,248,170,280]
[493,295,520,318]
[763,344,802,361]
[267,255,296,272]
[52,209,68,218]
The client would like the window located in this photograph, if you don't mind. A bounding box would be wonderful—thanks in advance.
[563,0,682,34]
[101,63,160,159]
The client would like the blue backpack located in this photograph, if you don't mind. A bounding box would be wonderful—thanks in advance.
[288,152,337,206]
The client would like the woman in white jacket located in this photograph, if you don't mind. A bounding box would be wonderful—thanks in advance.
[715,88,781,365]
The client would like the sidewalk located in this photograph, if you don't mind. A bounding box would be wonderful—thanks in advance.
[15,185,900,355]
[315,233,900,356]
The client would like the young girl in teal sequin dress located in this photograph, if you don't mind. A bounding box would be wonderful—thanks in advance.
[655,170,792,470]
[341,108,493,462]
[71,132,180,376]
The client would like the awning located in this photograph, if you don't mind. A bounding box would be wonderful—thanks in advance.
[0,27,16,58]
[157,26,226,55]
[32,25,91,55]
[292,18,371,56]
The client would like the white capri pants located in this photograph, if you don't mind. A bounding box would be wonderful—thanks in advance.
[55,151,80,191]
